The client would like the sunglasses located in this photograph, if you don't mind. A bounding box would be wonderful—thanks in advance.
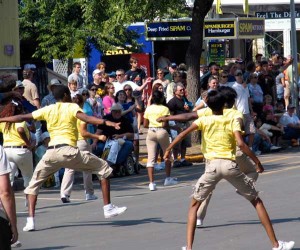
[221,75,228,78]
[90,88,97,91]
[235,73,243,76]
[82,93,89,96]
[109,86,115,89]
[178,89,185,92]
[116,74,124,77]
[124,88,132,91]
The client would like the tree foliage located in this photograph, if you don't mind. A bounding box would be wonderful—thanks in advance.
[19,0,189,62]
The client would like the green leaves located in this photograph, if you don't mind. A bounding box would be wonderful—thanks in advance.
[19,0,188,62]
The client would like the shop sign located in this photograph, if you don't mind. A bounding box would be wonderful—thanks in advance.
[204,19,236,39]
[104,49,132,56]
[256,10,300,19]
[238,18,265,39]
[145,21,192,41]
[208,41,226,66]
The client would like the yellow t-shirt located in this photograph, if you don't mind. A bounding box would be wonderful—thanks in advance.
[77,119,85,141]
[197,107,243,121]
[193,115,241,160]
[32,102,82,147]
[0,122,30,146]
[144,104,170,127]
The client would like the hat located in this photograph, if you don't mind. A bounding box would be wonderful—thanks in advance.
[170,63,177,68]
[50,78,62,86]
[110,103,123,111]
[287,104,296,109]
[41,132,50,141]
[93,69,102,77]
[108,71,116,78]
[14,80,24,89]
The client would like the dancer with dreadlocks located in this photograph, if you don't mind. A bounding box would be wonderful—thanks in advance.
[0,98,34,194]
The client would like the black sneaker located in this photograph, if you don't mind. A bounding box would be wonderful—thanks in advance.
[173,161,182,168]
[61,196,70,203]
[181,160,193,167]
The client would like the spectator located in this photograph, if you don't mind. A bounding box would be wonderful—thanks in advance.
[248,73,264,116]
[35,132,50,166]
[68,80,79,99]
[232,70,255,150]
[218,71,232,88]
[96,61,106,73]
[279,104,300,140]
[41,79,62,107]
[68,62,84,89]
[152,68,170,96]
[102,83,115,115]
[167,83,193,168]
[166,70,186,103]
[258,61,276,104]
[87,69,104,90]
[86,84,104,119]
[200,62,219,90]
[22,69,40,109]
[165,62,177,82]
[92,103,134,168]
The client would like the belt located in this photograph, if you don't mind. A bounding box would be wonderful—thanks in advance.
[4,146,27,148]
[48,144,70,149]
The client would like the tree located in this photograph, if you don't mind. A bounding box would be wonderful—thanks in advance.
[19,0,188,61]
[185,0,214,142]
[19,0,214,141]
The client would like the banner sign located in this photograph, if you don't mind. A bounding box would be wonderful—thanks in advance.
[238,18,265,39]
[145,21,192,41]
[256,10,300,19]
[208,41,226,66]
[204,19,237,39]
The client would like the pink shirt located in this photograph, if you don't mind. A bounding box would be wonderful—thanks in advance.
[102,95,115,115]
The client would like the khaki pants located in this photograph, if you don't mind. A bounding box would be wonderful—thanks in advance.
[25,145,112,196]
[196,149,258,220]
[4,147,33,187]
[146,128,170,167]
[60,140,95,197]
[194,159,258,203]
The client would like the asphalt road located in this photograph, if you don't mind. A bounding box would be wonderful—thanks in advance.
[14,148,300,250]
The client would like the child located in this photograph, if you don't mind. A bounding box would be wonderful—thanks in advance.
[164,90,294,250]
[68,79,79,99]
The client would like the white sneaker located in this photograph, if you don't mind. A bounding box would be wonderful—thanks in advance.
[182,247,187,250]
[196,218,203,228]
[272,240,295,250]
[149,182,157,191]
[85,193,98,201]
[23,217,35,232]
[164,177,179,186]
[11,240,22,248]
[103,204,127,219]
[270,145,281,151]
[255,150,261,156]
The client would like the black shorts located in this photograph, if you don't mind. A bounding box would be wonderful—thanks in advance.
[0,217,12,250]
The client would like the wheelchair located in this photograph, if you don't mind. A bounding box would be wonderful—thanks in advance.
[95,139,141,178]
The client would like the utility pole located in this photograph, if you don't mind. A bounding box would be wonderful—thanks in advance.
[290,0,299,114]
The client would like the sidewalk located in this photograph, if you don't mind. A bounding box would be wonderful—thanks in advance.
[138,127,204,164]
